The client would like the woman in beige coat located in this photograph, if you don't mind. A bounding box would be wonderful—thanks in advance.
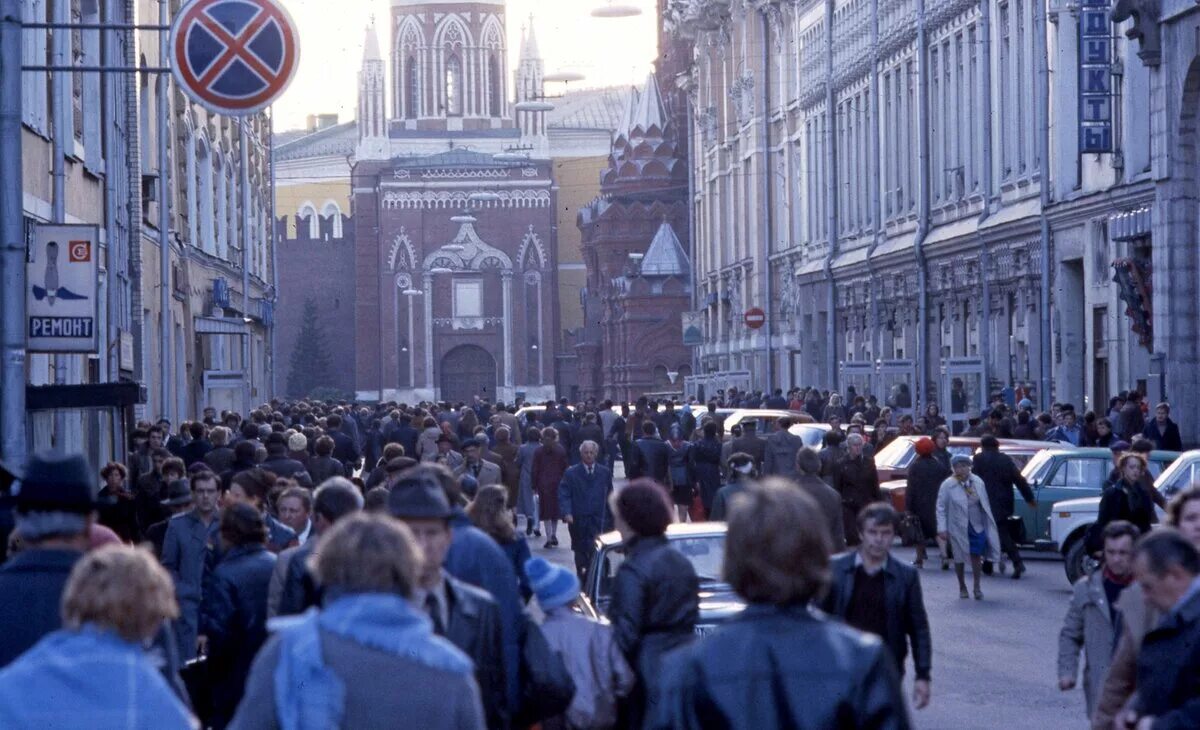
[937,454,1002,600]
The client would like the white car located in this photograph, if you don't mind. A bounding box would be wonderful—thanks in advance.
[1050,449,1198,584]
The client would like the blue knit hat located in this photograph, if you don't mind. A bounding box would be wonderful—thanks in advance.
[524,557,579,611]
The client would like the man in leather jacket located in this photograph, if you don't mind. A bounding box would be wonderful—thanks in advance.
[628,422,670,484]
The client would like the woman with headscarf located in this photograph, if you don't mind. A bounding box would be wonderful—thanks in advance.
[906,437,951,569]
[516,427,543,538]
[936,454,1002,600]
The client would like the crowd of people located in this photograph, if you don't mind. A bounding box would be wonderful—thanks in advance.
[0,384,1193,728]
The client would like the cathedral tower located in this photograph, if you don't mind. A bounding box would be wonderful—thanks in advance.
[390,0,512,132]
[514,18,548,156]
[357,21,388,160]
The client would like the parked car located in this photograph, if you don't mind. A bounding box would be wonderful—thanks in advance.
[586,522,745,636]
[879,438,1065,513]
[721,409,814,439]
[1050,449,1188,583]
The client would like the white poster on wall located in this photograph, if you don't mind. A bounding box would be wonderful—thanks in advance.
[27,224,99,353]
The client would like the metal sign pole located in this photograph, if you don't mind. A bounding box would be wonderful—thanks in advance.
[158,0,173,425]
[241,117,252,414]
[0,0,27,464]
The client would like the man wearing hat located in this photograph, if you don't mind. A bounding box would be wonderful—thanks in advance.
[456,437,501,488]
[143,478,194,557]
[389,476,508,730]
[0,451,97,667]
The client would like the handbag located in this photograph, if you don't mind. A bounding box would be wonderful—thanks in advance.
[516,616,576,726]
[179,654,213,725]
[1005,515,1027,545]
[899,512,925,547]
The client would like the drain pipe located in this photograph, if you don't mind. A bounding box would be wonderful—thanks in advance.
[914,0,932,415]
[1035,0,1053,407]
[866,0,881,359]
[0,0,28,462]
[823,0,839,390]
[157,0,172,423]
[976,0,995,407]
[268,112,279,399]
[759,9,775,388]
[52,0,68,442]
[126,0,145,421]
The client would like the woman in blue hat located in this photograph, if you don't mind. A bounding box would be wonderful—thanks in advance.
[936,454,1002,600]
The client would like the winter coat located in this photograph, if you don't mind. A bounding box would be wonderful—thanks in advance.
[709,480,748,522]
[443,575,509,730]
[0,626,195,730]
[609,535,699,729]
[833,454,881,541]
[1119,402,1145,441]
[533,443,569,520]
[1134,590,1200,727]
[539,606,635,730]
[906,455,950,540]
[795,474,847,551]
[971,449,1033,520]
[307,455,346,485]
[821,552,932,680]
[0,549,81,668]
[629,437,671,483]
[655,604,909,730]
[729,434,767,472]
[689,437,723,513]
[491,441,521,507]
[180,439,213,469]
[516,441,540,517]
[1057,570,1123,717]
[1142,418,1183,451]
[456,460,503,488]
[259,456,313,488]
[418,427,442,462]
[935,475,1002,563]
[203,446,236,475]
[1093,582,1162,730]
[161,511,221,660]
[1087,480,1159,555]
[200,544,276,728]
[762,430,805,479]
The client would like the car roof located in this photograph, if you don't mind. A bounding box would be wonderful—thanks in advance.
[598,521,727,548]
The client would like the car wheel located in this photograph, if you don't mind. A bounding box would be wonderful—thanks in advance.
[1063,537,1097,585]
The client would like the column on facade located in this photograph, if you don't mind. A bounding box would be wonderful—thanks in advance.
[502,271,514,387]
[424,272,434,390]
[536,275,545,384]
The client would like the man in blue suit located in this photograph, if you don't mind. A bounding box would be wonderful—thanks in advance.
[559,440,614,580]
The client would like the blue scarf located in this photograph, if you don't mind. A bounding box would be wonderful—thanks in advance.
[272,592,473,730]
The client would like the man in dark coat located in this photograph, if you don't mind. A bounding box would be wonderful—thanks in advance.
[179,421,212,468]
[832,433,881,547]
[795,448,847,551]
[765,388,789,410]
[325,414,361,472]
[390,478,509,730]
[821,503,932,709]
[972,435,1036,578]
[259,433,314,487]
[136,454,184,538]
[0,452,95,668]
[1142,402,1184,452]
[161,469,221,660]
[1131,530,1200,728]
[763,416,805,479]
[629,421,671,483]
[730,420,767,472]
[275,478,364,617]
[203,426,236,475]
[559,440,614,580]
[1119,391,1146,442]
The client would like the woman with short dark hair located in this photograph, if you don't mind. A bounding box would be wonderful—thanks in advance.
[658,480,907,729]
[607,479,697,728]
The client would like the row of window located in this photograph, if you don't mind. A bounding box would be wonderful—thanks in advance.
[295,203,345,240]
[399,52,504,119]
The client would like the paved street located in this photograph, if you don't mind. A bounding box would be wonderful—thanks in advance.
[531,500,1088,730]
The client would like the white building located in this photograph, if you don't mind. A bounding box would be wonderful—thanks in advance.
[676,0,1171,436]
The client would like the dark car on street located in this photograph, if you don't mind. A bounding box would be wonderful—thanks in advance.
[586,522,745,635]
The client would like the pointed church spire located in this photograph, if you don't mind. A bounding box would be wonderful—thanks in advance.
[522,13,540,60]
[639,220,690,278]
[630,72,668,136]
[362,18,381,62]
[615,85,640,143]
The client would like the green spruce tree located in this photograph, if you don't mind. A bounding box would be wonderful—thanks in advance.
[287,297,334,398]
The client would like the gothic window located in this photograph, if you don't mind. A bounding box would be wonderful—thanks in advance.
[406,56,419,119]
[489,56,501,117]
[322,201,343,239]
[446,55,463,116]
[298,203,319,240]
[197,139,214,255]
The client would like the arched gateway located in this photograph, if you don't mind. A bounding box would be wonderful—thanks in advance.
[440,345,497,403]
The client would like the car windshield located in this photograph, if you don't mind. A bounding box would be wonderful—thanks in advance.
[1022,450,1057,482]
[1155,457,1192,497]
[593,534,727,614]
[876,438,916,469]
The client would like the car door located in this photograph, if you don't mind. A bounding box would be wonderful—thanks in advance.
[1032,457,1108,541]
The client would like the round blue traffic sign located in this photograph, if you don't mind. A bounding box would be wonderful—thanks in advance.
[170,0,299,116]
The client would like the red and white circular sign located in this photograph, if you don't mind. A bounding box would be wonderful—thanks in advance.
[170,0,299,117]
[744,307,766,330]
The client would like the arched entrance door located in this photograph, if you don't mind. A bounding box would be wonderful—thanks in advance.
[440,345,497,403]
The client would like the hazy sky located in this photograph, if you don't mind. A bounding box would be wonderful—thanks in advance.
[273,0,660,131]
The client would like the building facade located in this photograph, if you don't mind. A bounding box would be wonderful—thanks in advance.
[675,0,1173,436]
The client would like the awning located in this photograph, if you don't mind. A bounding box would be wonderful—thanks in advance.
[1110,207,1152,242]
[194,317,249,336]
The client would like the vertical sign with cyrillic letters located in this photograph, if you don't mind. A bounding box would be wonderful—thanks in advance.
[1079,0,1113,153]
[27,224,99,353]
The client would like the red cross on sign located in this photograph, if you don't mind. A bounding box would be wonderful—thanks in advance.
[744,307,766,330]
[170,0,299,116]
